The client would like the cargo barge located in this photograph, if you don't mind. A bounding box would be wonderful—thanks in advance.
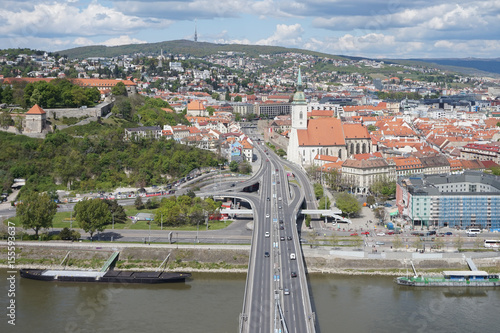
[19,251,191,284]
[19,268,191,284]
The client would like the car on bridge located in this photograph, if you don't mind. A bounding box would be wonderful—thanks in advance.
[287,236,292,241]
[284,288,290,295]
[290,253,296,260]
[291,272,297,278]
[280,236,285,241]
[264,251,270,257]
[265,232,270,238]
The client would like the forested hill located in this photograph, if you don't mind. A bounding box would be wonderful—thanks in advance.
[57,39,343,60]
[0,130,224,198]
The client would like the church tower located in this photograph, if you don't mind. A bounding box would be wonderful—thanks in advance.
[287,68,308,165]
[291,67,307,130]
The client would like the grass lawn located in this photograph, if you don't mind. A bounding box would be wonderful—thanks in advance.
[4,205,233,231]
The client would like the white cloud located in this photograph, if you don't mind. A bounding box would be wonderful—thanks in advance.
[101,35,147,47]
[256,24,304,46]
[0,2,172,38]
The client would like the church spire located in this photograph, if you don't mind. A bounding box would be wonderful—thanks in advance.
[297,67,302,88]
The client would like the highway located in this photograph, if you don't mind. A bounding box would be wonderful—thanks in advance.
[240,125,315,333]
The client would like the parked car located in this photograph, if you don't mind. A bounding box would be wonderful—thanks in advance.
[361,231,370,235]
[350,233,358,236]
[387,231,395,235]
[375,241,385,245]
[376,232,385,236]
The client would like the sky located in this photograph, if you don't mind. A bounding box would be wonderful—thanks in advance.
[1,0,500,59]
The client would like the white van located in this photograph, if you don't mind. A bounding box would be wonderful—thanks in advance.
[466,228,481,237]
[290,253,296,260]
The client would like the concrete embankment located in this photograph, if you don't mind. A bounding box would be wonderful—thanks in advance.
[2,241,500,275]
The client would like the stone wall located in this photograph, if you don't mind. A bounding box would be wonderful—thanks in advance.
[46,101,114,119]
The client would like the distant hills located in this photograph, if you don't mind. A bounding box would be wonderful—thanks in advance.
[57,40,500,77]
[57,39,344,60]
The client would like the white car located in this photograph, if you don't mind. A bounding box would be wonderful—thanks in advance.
[376,232,385,236]
[266,214,270,218]
[265,232,270,238]
[290,253,296,260]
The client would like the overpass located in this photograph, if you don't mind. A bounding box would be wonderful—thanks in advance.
[220,207,350,223]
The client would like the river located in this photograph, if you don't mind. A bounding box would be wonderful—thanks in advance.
[1,271,499,332]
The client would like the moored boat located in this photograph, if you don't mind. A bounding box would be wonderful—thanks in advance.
[19,268,191,284]
[396,259,500,287]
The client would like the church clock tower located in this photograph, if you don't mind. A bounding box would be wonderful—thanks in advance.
[291,67,307,130]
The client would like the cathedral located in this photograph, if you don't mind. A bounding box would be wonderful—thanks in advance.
[287,70,371,167]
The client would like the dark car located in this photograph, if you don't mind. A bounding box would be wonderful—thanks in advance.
[264,251,270,257]
[287,236,292,241]
[267,197,270,201]
[279,219,284,224]
[291,272,297,278]
[279,226,284,230]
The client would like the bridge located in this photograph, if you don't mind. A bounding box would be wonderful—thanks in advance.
[220,208,350,224]
[205,127,317,332]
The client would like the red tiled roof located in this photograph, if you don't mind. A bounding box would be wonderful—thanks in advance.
[26,104,45,115]
[297,118,345,146]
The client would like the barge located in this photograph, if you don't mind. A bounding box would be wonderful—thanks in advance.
[19,268,191,284]
[396,259,500,287]
[19,251,191,284]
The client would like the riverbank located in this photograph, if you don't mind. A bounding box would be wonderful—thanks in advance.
[2,241,500,276]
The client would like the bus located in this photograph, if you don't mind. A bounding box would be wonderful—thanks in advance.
[484,240,500,248]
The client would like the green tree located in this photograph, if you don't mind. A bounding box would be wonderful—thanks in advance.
[373,207,387,223]
[206,106,215,116]
[234,96,242,102]
[0,110,13,129]
[229,161,239,172]
[324,169,341,191]
[313,183,323,199]
[334,192,361,217]
[134,196,144,210]
[318,196,331,209]
[366,195,376,206]
[370,178,396,199]
[305,214,311,228]
[367,124,377,132]
[74,198,112,240]
[16,192,57,237]
[103,199,127,224]
[352,236,363,248]
[111,81,127,96]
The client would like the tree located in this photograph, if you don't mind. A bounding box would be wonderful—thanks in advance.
[313,183,323,199]
[367,124,377,132]
[305,214,311,228]
[111,81,127,96]
[329,231,339,248]
[206,106,215,116]
[473,236,483,249]
[103,199,127,224]
[59,227,81,241]
[16,192,57,237]
[318,196,331,209]
[373,207,387,223]
[0,110,13,129]
[234,95,242,102]
[74,198,112,240]
[334,192,361,217]
[134,196,144,210]
[393,234,403,250]
[352,236,363,248]
[306,231,318,247]
[229,161,239,172]
[413,237,423,250]
[454,235,464,250]
[366,195,376,206]
[370,178,396,200]
[434,237,445,250]
[324,169,341,191]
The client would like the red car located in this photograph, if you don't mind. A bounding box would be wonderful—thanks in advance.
[361,231,370,235]
[350,233,358,236]
[387,231,395,235]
